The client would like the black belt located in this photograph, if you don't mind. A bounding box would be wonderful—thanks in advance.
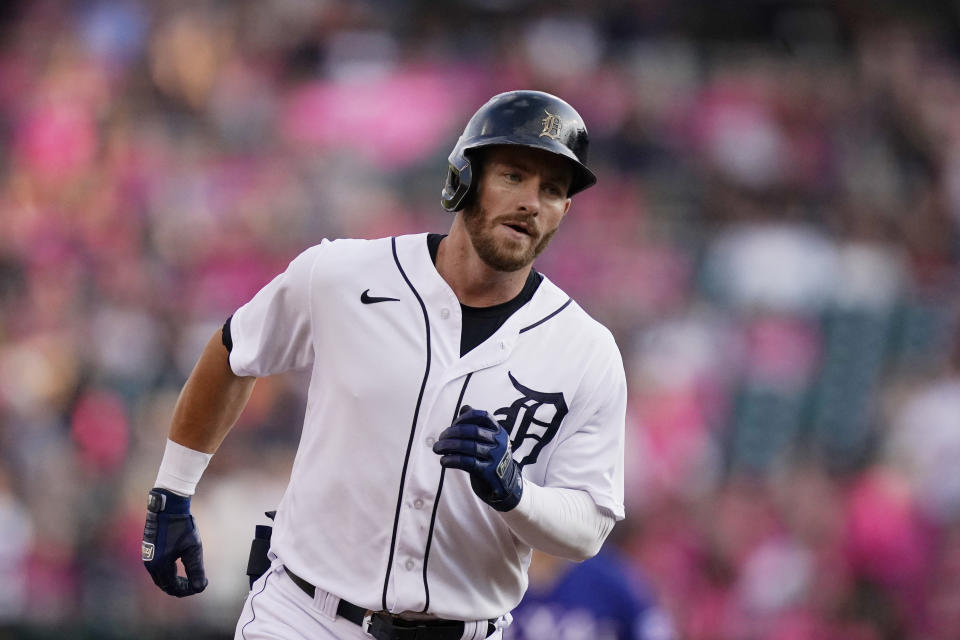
[282,565,495,639]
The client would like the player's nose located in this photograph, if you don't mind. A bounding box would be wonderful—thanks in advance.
[514,178,541,214]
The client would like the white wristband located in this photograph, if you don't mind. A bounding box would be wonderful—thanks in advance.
[154,439,213,497]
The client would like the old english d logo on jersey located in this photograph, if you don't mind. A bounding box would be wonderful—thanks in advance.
[494,372,568,469]
[539,109,563,139]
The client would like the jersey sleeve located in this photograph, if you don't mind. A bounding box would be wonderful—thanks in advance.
[543,330,627,520]
[228,242,325,377]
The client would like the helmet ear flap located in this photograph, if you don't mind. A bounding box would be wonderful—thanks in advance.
[441,156,474,212]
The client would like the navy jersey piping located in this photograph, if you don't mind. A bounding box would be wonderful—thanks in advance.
[240,569,272,639]
[381,237,433,611]
[519,298,572,334]
[420,372,473,612]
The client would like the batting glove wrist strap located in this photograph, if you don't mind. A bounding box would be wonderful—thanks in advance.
[433,406,524,512]
[146,488,190,514]
[142,488,208,597]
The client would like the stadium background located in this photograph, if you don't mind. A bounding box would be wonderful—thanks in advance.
[1,1,959,638]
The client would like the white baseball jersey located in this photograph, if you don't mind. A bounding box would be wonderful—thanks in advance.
[228,232,626,622]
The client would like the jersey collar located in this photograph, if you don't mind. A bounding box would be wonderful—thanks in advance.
[395,233,571,371]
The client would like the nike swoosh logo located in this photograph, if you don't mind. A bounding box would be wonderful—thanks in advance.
[361,289,400,304]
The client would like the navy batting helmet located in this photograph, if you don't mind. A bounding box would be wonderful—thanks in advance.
[441,90,597,212]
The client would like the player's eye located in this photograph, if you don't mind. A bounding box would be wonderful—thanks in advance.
[543,183,564,198]
[504,171,522,182]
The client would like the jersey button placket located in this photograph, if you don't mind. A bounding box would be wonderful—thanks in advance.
[390,393,444,611]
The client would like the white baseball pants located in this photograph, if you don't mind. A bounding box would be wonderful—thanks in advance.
[234,563,504,640]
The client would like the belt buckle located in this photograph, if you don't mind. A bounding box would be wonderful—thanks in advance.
[362,611,393,640]
[362,611,373,635]
[362,611,409,640]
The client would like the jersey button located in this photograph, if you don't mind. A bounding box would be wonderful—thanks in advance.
[426,436,436,447]
[440,308,450,320]
[404,559,415,571]
[413,498,424,509]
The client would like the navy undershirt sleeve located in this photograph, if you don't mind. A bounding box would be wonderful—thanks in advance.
[221,315,233,352]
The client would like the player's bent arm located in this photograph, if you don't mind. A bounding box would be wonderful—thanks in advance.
[156,329,256,495]
[433,407,616,560]
[142,329,255,597]
[169,329,256,452]
[499,482,615,562]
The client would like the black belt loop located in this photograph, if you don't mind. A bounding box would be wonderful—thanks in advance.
[282,565,495,638]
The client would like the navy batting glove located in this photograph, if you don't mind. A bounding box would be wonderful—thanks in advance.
[142,488,208,597]
[433,406,523,512]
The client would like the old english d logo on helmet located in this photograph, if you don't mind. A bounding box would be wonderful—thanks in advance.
[539,110,563,140]
[441,90,597,212]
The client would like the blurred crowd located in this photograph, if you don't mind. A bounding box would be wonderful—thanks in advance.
[1,1,959,638]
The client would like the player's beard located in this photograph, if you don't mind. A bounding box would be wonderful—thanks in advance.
[462,202,558,272]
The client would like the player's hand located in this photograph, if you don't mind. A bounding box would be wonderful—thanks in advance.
[141,488,208,597]
[433,406,523,512]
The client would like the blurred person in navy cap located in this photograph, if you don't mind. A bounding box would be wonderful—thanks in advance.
[505,535,674,640]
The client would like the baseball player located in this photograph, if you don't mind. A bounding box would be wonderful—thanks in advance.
[142,90,627,640]
[504,550,675,640]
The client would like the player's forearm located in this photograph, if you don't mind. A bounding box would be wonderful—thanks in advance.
[168,329,256,453]
[499,483,614,562]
